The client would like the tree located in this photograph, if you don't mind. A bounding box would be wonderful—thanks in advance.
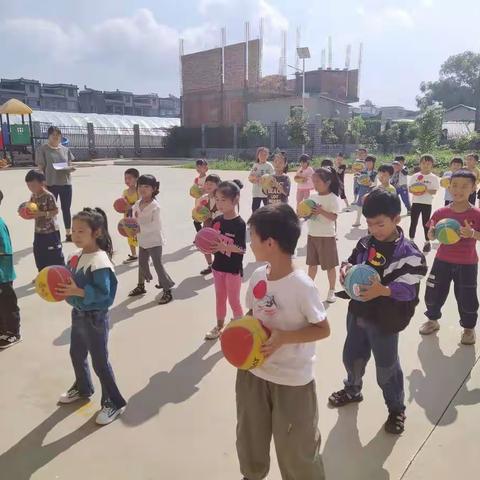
[320,119,339,144]
[415,104,444,152]
[347,116,366,143]
[242,120,269,147]
[286,107,310,147]
[378,123,400,153]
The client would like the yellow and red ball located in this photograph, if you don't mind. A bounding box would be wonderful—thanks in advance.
[35,265,73,302]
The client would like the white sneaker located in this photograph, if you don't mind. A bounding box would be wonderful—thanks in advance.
[58,386,86,404]
[326,290,337,303]
[419,320,440,335]
[95,403,125,425]
[461,328,476,345]
[205,325,223,340]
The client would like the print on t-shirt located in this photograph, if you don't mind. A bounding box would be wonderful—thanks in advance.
[252,279,278,317]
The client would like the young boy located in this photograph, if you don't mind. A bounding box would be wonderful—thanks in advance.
[329,189,427,434]
[391,156,410,214]
[193,159,209,233]
[441,157,463,206]
[353,148,368,205]
[122,168,140,263]
[377,164,396,193]
[0,190,22,349]
[353,155,377,227]
[408,154,439,253]
[335,152,351,211]
[238,203,330,480]
[465,153,480,205]
[421,169,480,345]
[25,170,64,272]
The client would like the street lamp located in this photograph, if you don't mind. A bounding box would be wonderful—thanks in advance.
[296,47,311,115]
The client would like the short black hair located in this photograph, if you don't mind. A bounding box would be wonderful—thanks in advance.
[362,188,401,219]
[320,158,334,168]
[217,180,244,201]
[394,155,405,163]
[420,154,435,165]
[205,174,221,184]
[248,204,300,255]
[47,126,62,137]
[299,154,310,164]
[314,167,340,196]
[451,169,477,185]
[25,169,45,183]
[358,148,367,153]
[337,152,345,157]
[124,168,140,178]
[451,157,464,166]
[196,159,208,167]
[365,155,376,165]
[0,190,3,205]
[466,153,479,162]
[138,174,160,198]
[378,164,394,176]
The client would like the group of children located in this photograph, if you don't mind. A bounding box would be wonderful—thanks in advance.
[2,145,480,479]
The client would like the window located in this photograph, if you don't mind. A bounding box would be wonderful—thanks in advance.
[29,85,36,93]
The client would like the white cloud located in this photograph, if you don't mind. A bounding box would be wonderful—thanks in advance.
[357,6,415,30]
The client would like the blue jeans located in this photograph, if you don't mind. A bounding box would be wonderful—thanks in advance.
[343,312,405,413]
[70,309,126,409]
[396,185,411,211]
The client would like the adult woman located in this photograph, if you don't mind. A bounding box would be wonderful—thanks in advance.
[36,126,75,242]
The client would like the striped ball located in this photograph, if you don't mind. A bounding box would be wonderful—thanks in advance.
[195,227,221,254]
[190,184,203,199]
[260,174,274,191]
[297,198,317,218]
[294,174,306,184]
[435,218,461,245]
[440,176,451,188]
[357,173,371,186]
[192,205,211,223]
[352,161,364,173]
[35,265,73,302]
[343,264,381,302]
[409,182,427,196]
[118,218,140,238]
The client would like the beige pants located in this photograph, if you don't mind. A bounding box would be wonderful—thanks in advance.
[236,370,325,480]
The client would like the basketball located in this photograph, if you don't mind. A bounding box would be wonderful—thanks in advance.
[352,161,364,173]
[435,218,461,245]
[260,174,274,191]
[18,201,38,220]
[195,227,221,254]
[113,197,129,214]
[35,265,73,302]
[343,264,381,302]
[118,217,140,238]
[220,316,271,370]
[192,205,211,223]
[190,184,203,199]
[294,174,306,184]
[440,176,451,188]
[297,199,317,218]
[357,173,371,187]
[409,182,427,196]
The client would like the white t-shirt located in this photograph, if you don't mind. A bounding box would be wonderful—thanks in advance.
[307,192,340,237]
[132,199,165,249]
[409,172,439,205]
[246,266,327,386]
[250,162,274,198]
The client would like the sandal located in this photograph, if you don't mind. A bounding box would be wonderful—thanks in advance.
[158,290,173,305]
[128,285,146,297]
[328,389,363,407]
[384,411,406,434]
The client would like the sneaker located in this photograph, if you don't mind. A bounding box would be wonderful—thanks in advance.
[158,290,173,305]
[123,255,138,264]
[128,285,146,297]
[200,266,212,275]
[384,411,406,434]
[422,242,431,253]
[95,403,125,425]
[461,328,476,345]
[0,334,21,349]
[326,289,336,303]
[65,234,72,243]
[419,320,440,335]
[205,325,223,340]
[58,386,89,404]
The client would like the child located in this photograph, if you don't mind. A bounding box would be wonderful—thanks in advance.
[249,147,273,212]
[320,158,334,168]
[391,156,411,214]
[237,203,330,480]
[408,154,439,253]
[193,159,209,232]
[353,155,377,227]
[307,167,340,304]
[329,189,427,434]
[266,150,290,205]
[197,173,222,275]
[0,190,21,349]
[442,157,463,206]
[353,147,368,204]
[377,164,396,193]
[56,208,126,425]
[295,154,315,204]
[128,175,175,304]
[335,153,351,211]
[122,168,140,263]
[421,169,480,345]
[204,180,246,340]
[465,153,480,205]
[25,170,65,271]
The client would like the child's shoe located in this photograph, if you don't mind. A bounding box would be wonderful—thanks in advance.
[326,290,336,303]
[123,255,137,264]
[200,265,212,275]
[419,320,440,335]
[461,328,476,345]
[205,325,223,340]
[422,242,431,253]
[95,402,125,425]
[0,334,21,349]
[328,389,363,407]
[58,386,90,404]
[128,284,146,297]
[384,411,406,434]
[158,290,173,305]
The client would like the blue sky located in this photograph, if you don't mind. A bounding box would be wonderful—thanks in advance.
[1,0,479,108]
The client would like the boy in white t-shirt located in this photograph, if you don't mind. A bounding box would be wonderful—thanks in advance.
[408,154,439,253]
[237,203,330,480]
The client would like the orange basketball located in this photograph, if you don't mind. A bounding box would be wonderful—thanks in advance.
[18,201,38,220]
[35,265,73,302]
[113,197,129,214]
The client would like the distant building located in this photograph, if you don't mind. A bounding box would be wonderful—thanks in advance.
[0,78,41,108]
[444,104,476,123]
[353,102,418,122]
[159,95,181,117]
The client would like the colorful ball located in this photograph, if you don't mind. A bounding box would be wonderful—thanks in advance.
[35,265,73,302]
[18,201,38,220]
[118,217,140,238]
[220,316,271,370]
[297,198,317,218]
[435,218,461,245]
[260,174,274,191]
[192,205,211,223]
[440,176,451,188]
[113,197,129,214]
[409,182,427,196]
[294,174,306,184]
[357,173,371,187]
[352,161,364,173]
[343,264,381,302]
[190,184,203,199]
[195,227,221,254]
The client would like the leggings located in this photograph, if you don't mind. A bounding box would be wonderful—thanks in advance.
[212,269,243,321]
[409,203,432,241]
[138,246,175,290]
[252,197,268,213]
[48,185,72,230]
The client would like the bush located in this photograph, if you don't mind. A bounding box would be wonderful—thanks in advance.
[415,104,444,152]
[286,107,310,146]
[242,121,269,148]
[451,132,480,152]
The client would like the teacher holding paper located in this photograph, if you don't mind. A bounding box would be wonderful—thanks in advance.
[36,126,75,242]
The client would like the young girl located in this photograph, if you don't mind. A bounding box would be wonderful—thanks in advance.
[205,180,246,340]
[128,174,175,304]
[307,167,340,303]
[193,159,209,233]
[197,174,222,275]
[266,151,290,205]
[249,147,274,212]
[122,168,140,263]
[334,153,351,211]
[295,154,315,205]
[56,208,126,425]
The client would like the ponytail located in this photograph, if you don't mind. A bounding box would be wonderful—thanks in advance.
[314,167,340,196]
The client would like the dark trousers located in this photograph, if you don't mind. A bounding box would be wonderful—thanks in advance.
[252,197,268,212]
[193,221,202,233]
[396,185,411,211]
[409,203,432,241]
[70,309,126,409]
[33,231,65,271]
[48,185,72,230]
[0,283,20,336]
[425,259,478,329]
[468,192,476,205]
[343,312,405,413]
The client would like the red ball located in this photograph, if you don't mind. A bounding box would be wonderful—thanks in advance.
[113,197,129,214]
[118,218,140,238]
[35,265,73,302]
[194,227,221,254]
[18,201,38,220]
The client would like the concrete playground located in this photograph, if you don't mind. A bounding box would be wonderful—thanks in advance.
[0,163,479,480]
